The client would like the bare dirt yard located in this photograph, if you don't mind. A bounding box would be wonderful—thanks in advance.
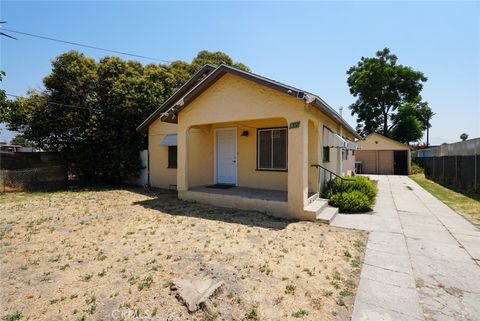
[0,188,367,321]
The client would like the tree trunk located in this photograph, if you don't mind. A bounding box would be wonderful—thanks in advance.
[383,112,388,135]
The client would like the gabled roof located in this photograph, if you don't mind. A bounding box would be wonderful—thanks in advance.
[137,64,360,139]
[136,64,216,132]
[362,132,412,150]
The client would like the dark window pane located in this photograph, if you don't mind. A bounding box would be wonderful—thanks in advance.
[168,146,177,168]
[258,130,272,168]
[272,129,287,169]
[323,146,330,162]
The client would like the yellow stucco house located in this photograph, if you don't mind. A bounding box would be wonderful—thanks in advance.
[137,64,359,221]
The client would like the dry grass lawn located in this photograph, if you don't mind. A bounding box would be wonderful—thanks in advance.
[0,188,367,321]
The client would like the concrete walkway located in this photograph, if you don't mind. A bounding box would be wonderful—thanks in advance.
[332,175,480,321]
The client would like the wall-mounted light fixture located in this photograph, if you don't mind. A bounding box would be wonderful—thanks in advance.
[241,130,249,137]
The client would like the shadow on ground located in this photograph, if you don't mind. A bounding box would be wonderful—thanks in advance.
[132,188,295,230]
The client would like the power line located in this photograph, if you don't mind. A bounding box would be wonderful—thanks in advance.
[1,28,172,63]
[6,93,100,111]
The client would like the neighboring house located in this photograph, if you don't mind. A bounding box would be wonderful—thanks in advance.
[356,133,411,175]
[137,64,359,220]
[0,144,23,152]
[0,143,40,153]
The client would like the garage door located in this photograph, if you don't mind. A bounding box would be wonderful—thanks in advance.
[378,150,394,174]
[356,150,377,174]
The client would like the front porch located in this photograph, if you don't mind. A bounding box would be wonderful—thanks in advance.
[177,116,319,220]
[180,186,290,218]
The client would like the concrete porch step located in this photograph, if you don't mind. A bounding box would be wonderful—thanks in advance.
[304,198,328,218]
[316,206,339,224]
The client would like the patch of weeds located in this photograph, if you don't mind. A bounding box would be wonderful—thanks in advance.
[98,269,107,277]
[40,272,51,282]
[336,297,345,306]
[59,264,70,271]
[138,275,153,291]
[162,280,173,288]
[85,295,96,314]
[339,289,353,297]
[343,250,352,258]
[201,311,217,321]
[291,309,309,318]
[74,316,86,321]
[49,298,59,304]
[285,284,296,295]
[96,250,107,261]
[350,257,361,268]
[245,308,258,320]
[2,310,22,321]
[353,240,364,249]
[259,263,272,275]
[81,273,93,282]
[330,281,341,289]
[151,307,158,317]
[322,290,333,297]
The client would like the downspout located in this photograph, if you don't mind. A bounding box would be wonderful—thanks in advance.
[339,125,343,176]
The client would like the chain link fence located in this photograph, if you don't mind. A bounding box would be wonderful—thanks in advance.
[0,165,67,192]
[0,152,68,193]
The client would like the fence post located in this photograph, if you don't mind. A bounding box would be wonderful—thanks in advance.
[455,156,458,185]
[475,154,478,192]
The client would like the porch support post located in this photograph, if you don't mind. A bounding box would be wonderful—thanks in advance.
[177,123,189,192]
[287,116,311,220]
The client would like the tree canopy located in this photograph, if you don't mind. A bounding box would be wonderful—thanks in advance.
[347,48,431,140]
[389,101,424,144]
[1,50,249,181]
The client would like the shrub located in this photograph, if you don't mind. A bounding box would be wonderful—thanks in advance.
[326,176,377,201]
[411,162,424,174]
[329,190,374,213]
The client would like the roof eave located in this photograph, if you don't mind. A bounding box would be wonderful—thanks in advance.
[310,98,361,139]
[136,64,216,132]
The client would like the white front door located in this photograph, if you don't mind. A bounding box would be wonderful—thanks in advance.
[215,128,237,185]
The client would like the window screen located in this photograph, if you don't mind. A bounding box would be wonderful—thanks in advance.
[257,128,287,170]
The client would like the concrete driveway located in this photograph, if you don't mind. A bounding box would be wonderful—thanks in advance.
[332,175,480,321]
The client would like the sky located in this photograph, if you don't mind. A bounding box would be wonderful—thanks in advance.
[1,1,479,145]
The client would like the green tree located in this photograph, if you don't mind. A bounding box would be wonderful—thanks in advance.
[347,48,428,136]
[190,50,250,73]
[10,134,33,147]
[390,102,424,144]
[2,50,248,181]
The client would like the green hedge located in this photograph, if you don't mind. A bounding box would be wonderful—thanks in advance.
[326,176,377,213]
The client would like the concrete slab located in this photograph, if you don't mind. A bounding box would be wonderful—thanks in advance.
[332,215,403,233]
[406,237,473,263]
[402,223,458,244]
[360,262,416,289]
[354,277,424,319]
[364,248,412,274]
[367,231,409,256]
[454,233,480,261]
[333,175,480,321]
[352,300,424,321]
